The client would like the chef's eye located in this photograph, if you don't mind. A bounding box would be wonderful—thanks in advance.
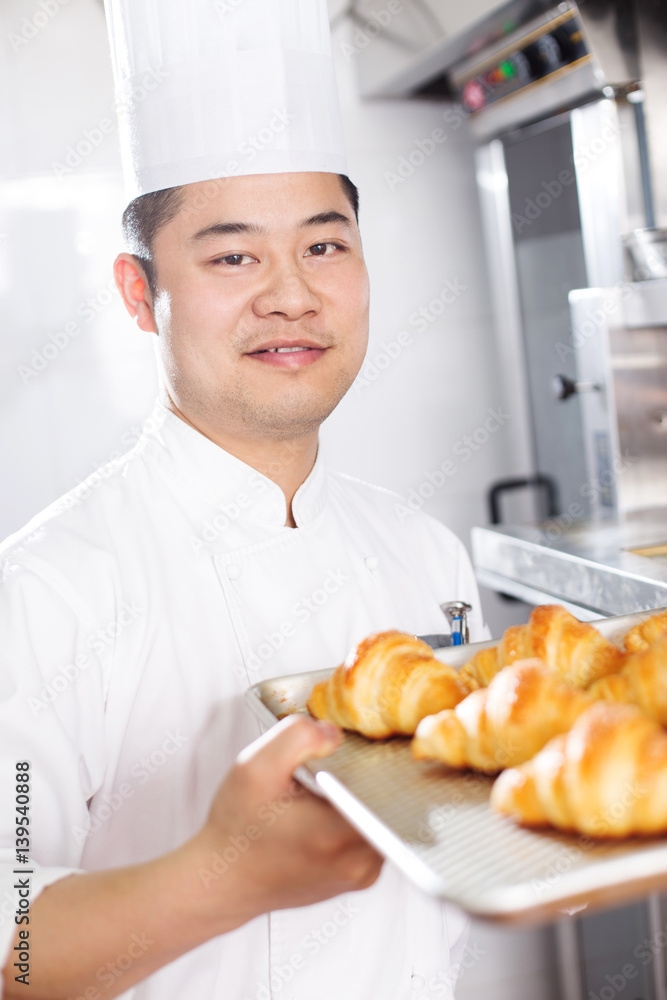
[304,242,344,257]
[212,253,255,266]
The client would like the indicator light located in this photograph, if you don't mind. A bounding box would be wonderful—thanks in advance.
[462,80,486,111]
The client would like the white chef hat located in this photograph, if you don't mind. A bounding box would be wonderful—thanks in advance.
[104,0,347,200]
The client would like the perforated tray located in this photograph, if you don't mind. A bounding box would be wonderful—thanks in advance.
[245,608,667,924]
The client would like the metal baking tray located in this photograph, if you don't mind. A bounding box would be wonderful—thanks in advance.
[245,608,667,925]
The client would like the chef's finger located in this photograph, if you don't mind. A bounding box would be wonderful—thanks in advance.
[237,714,342,783]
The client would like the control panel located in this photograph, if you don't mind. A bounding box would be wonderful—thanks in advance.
[454,11,590,114]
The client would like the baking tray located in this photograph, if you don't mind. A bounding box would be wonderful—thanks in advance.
[245,607,667,925]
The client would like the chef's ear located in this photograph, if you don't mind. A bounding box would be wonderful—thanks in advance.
[114,254,157,334]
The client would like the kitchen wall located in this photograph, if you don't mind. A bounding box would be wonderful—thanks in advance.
[0,1,553,997]
[0,0,158,538]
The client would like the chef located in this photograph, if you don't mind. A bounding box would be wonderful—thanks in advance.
[0,1,487,998]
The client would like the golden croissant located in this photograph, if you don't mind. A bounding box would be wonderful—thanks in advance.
[307,630,471,739]
[412,659,593,773]
[458,604,624,690]
[623,609,667,653]
[589,634,667,724]
[491,701,667,837]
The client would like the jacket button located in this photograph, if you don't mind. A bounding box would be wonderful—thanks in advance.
[364,555,379,571]
[226,564,241,580]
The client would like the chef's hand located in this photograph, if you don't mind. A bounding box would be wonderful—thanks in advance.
[193,715,383,928]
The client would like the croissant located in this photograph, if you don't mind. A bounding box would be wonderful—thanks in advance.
[458,604,624,690]
[457,624,533,689]
[491,701,667,837]
[589,634,667,724]
[412,659,593,773]
[307,630,471,739]
[623,609,667,653]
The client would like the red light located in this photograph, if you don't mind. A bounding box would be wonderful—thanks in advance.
[463,80,486,111]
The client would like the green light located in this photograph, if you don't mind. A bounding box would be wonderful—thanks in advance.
[499,60,516,79]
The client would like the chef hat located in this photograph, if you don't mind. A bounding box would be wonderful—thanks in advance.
[104,0,347,199]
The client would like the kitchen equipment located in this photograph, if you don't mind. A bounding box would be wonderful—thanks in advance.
[417,598,474,648]
[440,599,472,644]
[416,634,455,649]
[623,228,667,281]
[472,507,667,619]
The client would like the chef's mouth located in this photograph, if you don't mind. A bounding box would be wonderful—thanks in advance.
[244,344,328,367]
[249,346,316,354]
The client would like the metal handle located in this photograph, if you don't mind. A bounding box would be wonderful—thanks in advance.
[486,475,559,604]
[552,374,602,401]
[440,601,472,645]
[488,475,559,525]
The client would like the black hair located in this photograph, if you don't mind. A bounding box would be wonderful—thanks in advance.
[121,174,360,296]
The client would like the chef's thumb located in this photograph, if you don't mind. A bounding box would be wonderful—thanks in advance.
[238,714,342,788]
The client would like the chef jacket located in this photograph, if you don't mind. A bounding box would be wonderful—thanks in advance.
[0,399,487,1000]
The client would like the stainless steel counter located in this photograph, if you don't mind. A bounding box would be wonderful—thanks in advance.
[472,507,667,619]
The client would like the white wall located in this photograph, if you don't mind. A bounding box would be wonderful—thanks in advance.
[1,3,554,997]
[0,0,158,539]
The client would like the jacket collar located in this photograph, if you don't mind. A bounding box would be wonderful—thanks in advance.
[139,400,327,528]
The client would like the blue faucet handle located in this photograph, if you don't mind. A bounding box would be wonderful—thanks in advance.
[440,601,473,646]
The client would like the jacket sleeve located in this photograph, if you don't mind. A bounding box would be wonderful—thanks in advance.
[0,558,108,991]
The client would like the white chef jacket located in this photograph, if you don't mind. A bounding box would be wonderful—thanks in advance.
[0,400,486,1000]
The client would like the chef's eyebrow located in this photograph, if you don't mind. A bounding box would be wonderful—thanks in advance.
[300,211,352,229]
[191,211,352,242]
[191,221,267,241]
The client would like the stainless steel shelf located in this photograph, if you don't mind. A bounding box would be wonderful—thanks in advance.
[472,507,667,616]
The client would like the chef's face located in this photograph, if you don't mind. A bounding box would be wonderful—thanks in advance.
[136,172,369,442]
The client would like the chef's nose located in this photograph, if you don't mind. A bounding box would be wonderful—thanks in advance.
[253,260,321,320]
